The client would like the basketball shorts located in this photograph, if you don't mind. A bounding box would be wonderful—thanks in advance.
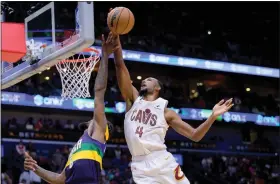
[131,150,190,184]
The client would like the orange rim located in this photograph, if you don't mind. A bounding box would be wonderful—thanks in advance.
[82,47,99,54]
[60,47,99,63]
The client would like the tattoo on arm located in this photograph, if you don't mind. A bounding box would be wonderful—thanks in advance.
[89,53,109,135]
[94,54,109,97]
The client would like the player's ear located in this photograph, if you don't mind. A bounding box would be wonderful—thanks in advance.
[154,85,161,92]
[155,80,162,90]
[156,80,164,97]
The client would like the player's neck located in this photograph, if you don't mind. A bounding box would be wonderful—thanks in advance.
[142,94,157,101]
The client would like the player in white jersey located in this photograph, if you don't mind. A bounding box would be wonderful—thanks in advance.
[111,34,234,184]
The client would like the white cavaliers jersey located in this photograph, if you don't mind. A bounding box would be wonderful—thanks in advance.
[124,96,169,156]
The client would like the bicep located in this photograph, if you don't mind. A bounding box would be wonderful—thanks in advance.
[93,96,106,129]
[87,93,107,142]
[167,110,195,139]
[132,86,139,101]
[125,86,139,112]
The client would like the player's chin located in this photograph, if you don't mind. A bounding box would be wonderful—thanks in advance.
[139,88,148,96]
[139,88,147,93]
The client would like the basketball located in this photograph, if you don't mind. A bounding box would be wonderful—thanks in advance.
[107,7,135,35]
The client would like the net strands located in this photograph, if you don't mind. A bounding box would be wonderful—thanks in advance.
[56,48,100,99]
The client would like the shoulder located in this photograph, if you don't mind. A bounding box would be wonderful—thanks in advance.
[126,91,139,112]
[125,86,139,110]
[164,108,177,122]
[84,129,106,146]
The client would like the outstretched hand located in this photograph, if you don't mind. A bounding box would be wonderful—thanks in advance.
[24,152,38,172]
[212,98,234,117]
[107,8,121,51]
[101,32,120,56]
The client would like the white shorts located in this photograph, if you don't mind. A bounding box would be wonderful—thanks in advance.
[131,150,190,184]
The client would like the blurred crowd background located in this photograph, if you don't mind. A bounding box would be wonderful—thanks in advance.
[1,1,279,184]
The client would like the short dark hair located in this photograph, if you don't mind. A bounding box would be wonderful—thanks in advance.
[157,79,164,97]
[78,120,114,136]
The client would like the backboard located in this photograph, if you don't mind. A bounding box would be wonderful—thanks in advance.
[1,2,95,89]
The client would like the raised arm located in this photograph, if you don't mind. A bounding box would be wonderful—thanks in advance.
[112,35,138,110]
[165,99,233,142]
[88,34,113,143]
[24,152,65,184]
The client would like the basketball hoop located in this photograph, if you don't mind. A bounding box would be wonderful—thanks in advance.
[56,47,100,99]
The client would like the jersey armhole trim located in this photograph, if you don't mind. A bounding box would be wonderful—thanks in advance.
[85,129,106,146]
[125,96,140,118]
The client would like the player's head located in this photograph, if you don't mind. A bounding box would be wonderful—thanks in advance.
[139,77,164,98]
[78,120,114,141]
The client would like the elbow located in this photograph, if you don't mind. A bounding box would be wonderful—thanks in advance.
[55,173,65,184]
[190,131,202,142]
[55,180,65,184]
[191,136,201,142]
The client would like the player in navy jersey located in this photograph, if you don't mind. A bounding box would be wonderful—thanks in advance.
[23,33,116,184]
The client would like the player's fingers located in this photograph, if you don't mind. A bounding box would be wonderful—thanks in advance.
[24,161,37,170]
[25,158,37,164]
[24,161,35,167]
[24,152,31,159]
[106,33,113,43]
[24,164,36,171]
[110,31,114,37]
[227,104,234,111]
[226,101,233,108]
[224,98,233,106]
[24,162,36,169]
[217,99,224,105]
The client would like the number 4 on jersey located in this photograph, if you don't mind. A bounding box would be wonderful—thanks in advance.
[135,126,144,137]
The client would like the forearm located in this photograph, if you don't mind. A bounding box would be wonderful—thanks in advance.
[113,45,124,68]
[34,166,62,184]
[192,114,217,142]
[113,46,136,100]
[92,53,108,132]
[94,54,108,93]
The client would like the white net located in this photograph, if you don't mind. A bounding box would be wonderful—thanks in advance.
[56,48,100,99]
